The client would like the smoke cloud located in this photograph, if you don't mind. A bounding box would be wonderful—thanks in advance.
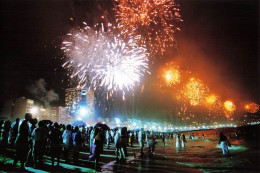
[27,78,59,107]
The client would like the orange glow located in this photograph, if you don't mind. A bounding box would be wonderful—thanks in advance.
[164,69,180,86]
[206,95,217,104]
[183,78,209,106]
[245,103,259,113]
[224,100,236,118]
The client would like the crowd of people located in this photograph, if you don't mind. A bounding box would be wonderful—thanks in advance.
[0,113,233,171]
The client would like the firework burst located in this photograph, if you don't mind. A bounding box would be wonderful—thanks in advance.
[223,100,236,118]
[183,78,209,106]
[245,102,259,113]
[62,23,149,93]
[163,67,181,86]
[115,0,182,57]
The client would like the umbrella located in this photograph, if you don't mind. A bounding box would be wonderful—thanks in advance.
[94,123,110,131]
[71,120,86,127]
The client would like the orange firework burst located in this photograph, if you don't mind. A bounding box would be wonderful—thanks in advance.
[183,78,209,106]
[163,68,180,86]
[206,95,217,104]
[245,103,259,113]
[115,0,182,56]
[205,95,222,114]
[224,100,236,118]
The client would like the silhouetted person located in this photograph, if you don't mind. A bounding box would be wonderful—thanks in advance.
[181,134,187,148]
[63,124,72,163]
[88,126,105,171]
[13,113,32,170]
[72,126,82,165]
[9,118,20,148]
[32,121,47,168]
[162,133,166,146]
[1,120,11,155]
[25,118,37,167]
[49,122,62,167]
[219,132,231,156]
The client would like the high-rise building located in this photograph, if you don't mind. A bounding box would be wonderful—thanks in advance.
[57,107,71,125]
[65,88,95,119]
[0,97,34,121]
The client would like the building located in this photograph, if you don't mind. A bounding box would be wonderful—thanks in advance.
[65,88,95,120]
[0,97,34,121]
[57,107,71,125]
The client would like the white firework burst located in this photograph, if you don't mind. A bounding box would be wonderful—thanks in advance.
[62,23,149,92]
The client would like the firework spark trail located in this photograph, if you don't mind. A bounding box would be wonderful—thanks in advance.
[115,0,182,57]
[62,23,149,93]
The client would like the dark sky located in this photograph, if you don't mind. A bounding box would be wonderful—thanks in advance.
[0,0,259,118]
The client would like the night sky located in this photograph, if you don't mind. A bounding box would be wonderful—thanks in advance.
[0,0,259,120]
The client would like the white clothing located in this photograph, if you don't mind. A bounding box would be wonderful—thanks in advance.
[221,141,229,155]
[176,136,180,148]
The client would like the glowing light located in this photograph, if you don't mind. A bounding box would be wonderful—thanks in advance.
[115,118,121,124]
[62,23,149,93]
[115,0,182,57]
[79,107,88,116]
[30,106,39,115]
[183,78,209,106]
[164,68,180,86]
[206,95,217,104]
[77,116,83,121]
[224,100,236,118]
[245,103,259,113]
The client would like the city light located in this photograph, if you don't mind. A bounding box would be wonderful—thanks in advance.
[115,118,121,125]
[30,106,39,115]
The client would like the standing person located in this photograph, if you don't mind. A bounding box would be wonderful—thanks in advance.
[146,131,156,155]
[106,130,111,149]
[72,126,82,165]
[138,128,145,156]
[219,132,231,156]
[202,133,205,139]
[118,127,128,162]
[162,133,166,146]
[13,113,32,170]
[89,127,95,155]
[130,131,135,147]
[1,120,11,155]
[0,120,4,139]
[62,124,72,163]
[181,134,187,148]
[9,118,20,148]
[49,122,62,167]
[31,121,47,168]
[176,133,181,148]
[114,129,120,161]
[234,131,239,140]
[88,126,105,171]
[25,118,37,167]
